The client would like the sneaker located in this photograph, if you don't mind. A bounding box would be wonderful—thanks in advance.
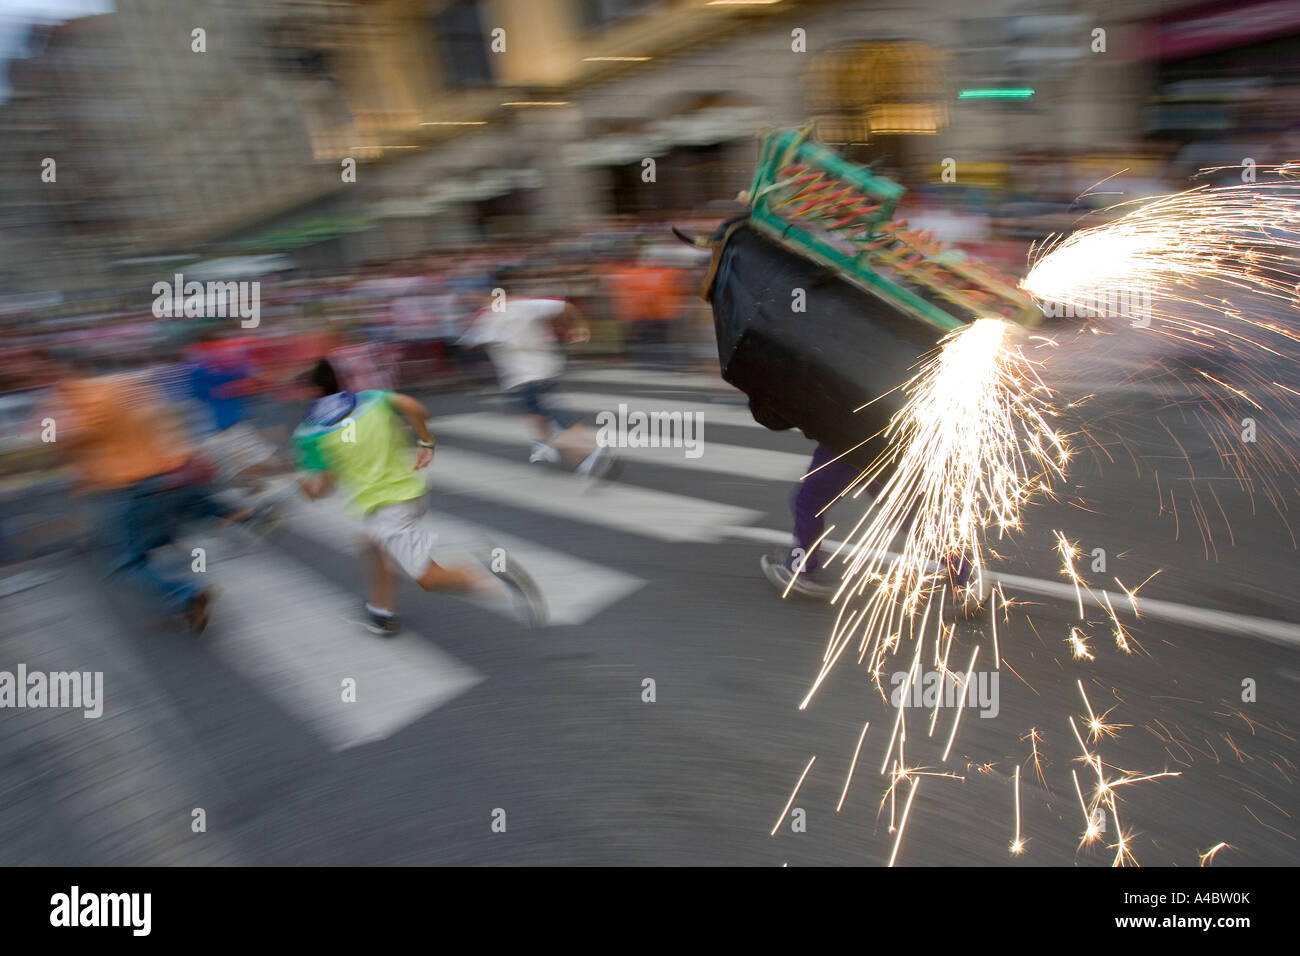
[364,605,402,636]
[476,554,547,627]
[529,441,561,464]
[760,552,839,600]
[575,446,616,489]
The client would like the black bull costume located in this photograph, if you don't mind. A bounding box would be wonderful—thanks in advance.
[684,128,1041,467]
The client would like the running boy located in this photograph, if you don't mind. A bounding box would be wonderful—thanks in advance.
[292,358,544,634]
[460,284,615,481]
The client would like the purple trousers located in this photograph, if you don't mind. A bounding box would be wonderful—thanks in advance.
[789,444,862,573]
[789,444,971,588]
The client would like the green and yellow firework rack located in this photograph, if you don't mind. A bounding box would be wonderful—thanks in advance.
[743,127,1039,332]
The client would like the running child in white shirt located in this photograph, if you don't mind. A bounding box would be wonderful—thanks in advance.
[461,291,616,483]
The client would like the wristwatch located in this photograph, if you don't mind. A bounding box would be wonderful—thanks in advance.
[417,439,435,449]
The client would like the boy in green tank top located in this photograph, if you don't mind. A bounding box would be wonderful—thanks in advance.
[292,359,544,634]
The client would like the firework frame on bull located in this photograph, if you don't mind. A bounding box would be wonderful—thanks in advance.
[696,127,1040,459]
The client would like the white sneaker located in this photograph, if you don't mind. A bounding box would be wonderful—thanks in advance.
[575,446,616,489]
[529,441,561,464]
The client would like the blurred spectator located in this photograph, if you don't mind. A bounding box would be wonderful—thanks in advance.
[51,360,241,632]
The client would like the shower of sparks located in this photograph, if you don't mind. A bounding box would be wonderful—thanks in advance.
[778,319,1074,864]
[1021,169,1300,521]
[1053,532,1147,658]
[800,318,1067,710]
[878,765,964,832]
[1022,168,1300,329]
[1069,684,1181,865]
[773,164,1300,864]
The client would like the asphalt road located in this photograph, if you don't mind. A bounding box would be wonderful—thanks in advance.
[1,352,1296,866]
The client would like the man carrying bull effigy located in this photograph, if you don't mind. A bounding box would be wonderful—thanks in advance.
[691,129,1035,606]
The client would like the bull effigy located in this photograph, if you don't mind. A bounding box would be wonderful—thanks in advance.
[695,127,1040,461]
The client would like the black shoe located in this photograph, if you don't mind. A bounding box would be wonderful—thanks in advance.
[364,607,402,636]
[184,588,214,635]
[760,552,838,600]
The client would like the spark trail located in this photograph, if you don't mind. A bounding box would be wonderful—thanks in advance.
[801,318,1068,709]
[780,168,1300,864]
[1021,169,1300,522]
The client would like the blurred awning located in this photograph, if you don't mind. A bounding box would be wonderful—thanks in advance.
[373,168,545,217]
[224,214,374,252]
[187,254,297,280]
[564,104,765,167]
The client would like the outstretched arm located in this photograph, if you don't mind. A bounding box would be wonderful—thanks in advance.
[388,392,436,468]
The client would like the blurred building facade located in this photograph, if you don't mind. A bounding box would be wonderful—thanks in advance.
[1,0,1297,293]
[0,0,348,292]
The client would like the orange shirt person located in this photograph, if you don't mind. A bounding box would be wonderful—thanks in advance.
[53,367,228,632]
[54,372,189,492]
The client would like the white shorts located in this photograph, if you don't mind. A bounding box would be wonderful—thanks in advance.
[362,497,438,580]
[201,422,278,485]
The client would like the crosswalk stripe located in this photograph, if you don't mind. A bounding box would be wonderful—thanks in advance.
[196,537,483,752]
[421,447,764,542]
[276,493,647,626]
[429,412,810,482]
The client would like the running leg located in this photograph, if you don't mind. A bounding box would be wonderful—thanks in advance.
[790,444,862,573]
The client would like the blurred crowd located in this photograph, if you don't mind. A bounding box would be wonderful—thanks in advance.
[0,138,1280,569]
[0,218,719,567]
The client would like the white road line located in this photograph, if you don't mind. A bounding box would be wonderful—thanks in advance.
[727,526,1300,649]
[197,538,483,752]
[989,570,1300,649]
[430,412,810,481]
[278,494,646,626]
[423,448,763,542]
